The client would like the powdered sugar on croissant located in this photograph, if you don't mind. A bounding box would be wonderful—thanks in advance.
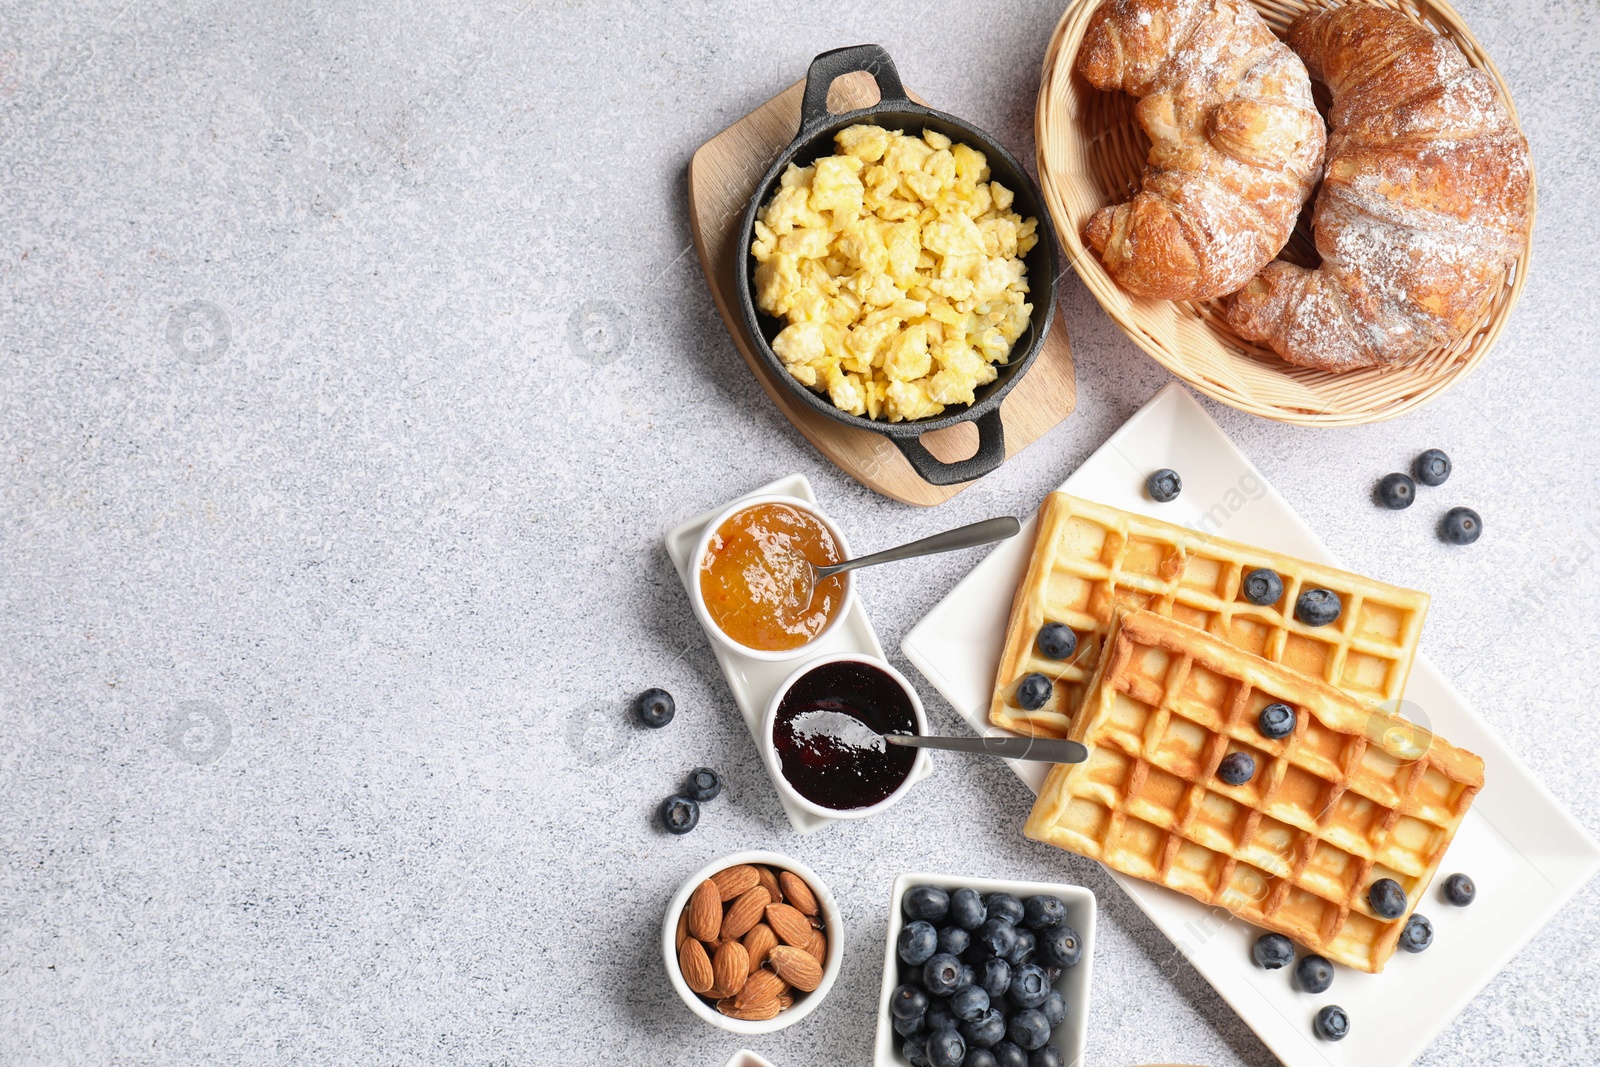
[1225,8,1533,372]
[1077,0,1325,300]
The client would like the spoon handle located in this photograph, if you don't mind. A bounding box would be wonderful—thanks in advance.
[885,733,1088,764]
[817,516,1021,581]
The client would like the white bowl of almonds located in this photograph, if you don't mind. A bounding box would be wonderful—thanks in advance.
[662,850,844,1034]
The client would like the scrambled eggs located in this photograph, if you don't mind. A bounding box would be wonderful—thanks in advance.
[751,125,1039,422]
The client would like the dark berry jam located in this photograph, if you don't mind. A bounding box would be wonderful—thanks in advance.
[773,659,918,810]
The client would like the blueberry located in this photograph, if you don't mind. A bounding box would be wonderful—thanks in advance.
[1015,674,1053,712]
[1376,473,1416,510]
[963,1050,998,1067]
[950,887,987,930]
[1007,1009,1051,1051]
[900,921,939,966]
[962,1008,1007,1050]
[1029,1047,1064,1067]
[991,1043,1028,1067]
[927,1006,958,1035]
[1242,567,1284,606]
[903,1036,930,1067]
[1035,623,1077,661]
[1146,468,1182,503]
[1005,928,1036,967]
[1041,988,1068,1027]
[926,1028,967,1067]
[1440,506,1482,546]
[658,794,698,834]
[979,958,1012,999]
[1036,925,1082,969]
[1008,963,1049,1009]
[1368,877,1407,920]
[951,985,990,1022]
[905,885,952,923]
[1442,872,1476,906]
[1295,588,1342,627]
[937,925,971,958]
[1400,913,1433,953]
[1295,954,1333,994]
[893,983,931,1020]
[634,687,675,728]
[1413,448,1451,487]
[684,767,721,802]
[1217,751,1256,786]
[1257,702,1296,740]
[1022,895,1067,930]
[1314,1005,1350,1042]
[958,962,976,991]
[985,894,1026,926]
[925,953,965,998]
[973,918,1018,962]
[1252,933,1294,970]
[895,1012,929,1039]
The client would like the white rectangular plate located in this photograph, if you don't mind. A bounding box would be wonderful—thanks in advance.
[667,473,931,835]
[902,382,1600,1067]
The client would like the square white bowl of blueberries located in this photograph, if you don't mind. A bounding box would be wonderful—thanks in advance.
[875,873,1096,1067]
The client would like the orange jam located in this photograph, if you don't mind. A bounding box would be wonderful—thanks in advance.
[698,503,846,651]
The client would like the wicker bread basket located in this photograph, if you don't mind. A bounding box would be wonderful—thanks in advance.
[1036,0,1535,426]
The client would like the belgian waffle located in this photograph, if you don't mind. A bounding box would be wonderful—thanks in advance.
[1025,610,1483,973]
[990,493,1430,739]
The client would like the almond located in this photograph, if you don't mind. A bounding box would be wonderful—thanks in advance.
[678,938,714,994]
[717,996,780,1021]
[720,886,771,941]
[768,944,824,992]
[712,940,749,996]
[734,966,787,1011]
[779,871,819,915]
[756,865,783,904]
[765,902,813,947]
[777,993,794,1011]
[711,864,760,901]
[675,906,689,950]
[687,879,722,943]
[802,928,827,964]
[742,922,778,969]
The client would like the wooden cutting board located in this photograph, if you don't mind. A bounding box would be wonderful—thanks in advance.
[686,71,1078,507]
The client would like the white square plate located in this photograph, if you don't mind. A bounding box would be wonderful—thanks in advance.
[901,382,1600,1066]
[666,473,931,835]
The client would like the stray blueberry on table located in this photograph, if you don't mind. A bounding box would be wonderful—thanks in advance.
[985,893,1026,926]
[1005,928,1036,967]
[906,885,952,923]
[926,1027,967,1067]
[1217,751,1256,786]
[893,982,930,1020]
[1368,877,1407,920]
[963,1048,999,1067]
[1008,963,1050,1009]
[1440,506,1482,545]
[1375,472,1416,510]
[1041,988,1068,1027]
[1007,1008,1052,1051]
[980,958,1012,999]
[657,794,698,834]
[684,767,722,802]
[1442,872,1476,906]
[990,1042,1028,1067]
[1023,895,1067,930]
[1241,567,1284,606]
[950,886,987,930]
[962,1007,1007,1050]
[1313,1005,1350,1042]
[1036,925,1081,969]
[1400,914,1433,953]
[973,918,1019,963]
[901,920,940,966]
[925,953,966,997]
[1028,1046,1064,1067]
[895,1011,928,1039]
[1257,702,1296,740]
[1015,674,1053,712]
[1295,954,1333,994]
[1146,468,1182,503]
[1252,932,1295,970]
[939,925,972,958]
[951,985,990,1022]
[1413,448,1451,487]
[1035,623,1077,661]
[633,687,675,728]
[1295,588,1342,627]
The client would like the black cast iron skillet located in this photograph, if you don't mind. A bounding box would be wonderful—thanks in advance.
[736,44,1059,487]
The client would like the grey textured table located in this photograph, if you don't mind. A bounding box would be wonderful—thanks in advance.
[2,2,1597,1065]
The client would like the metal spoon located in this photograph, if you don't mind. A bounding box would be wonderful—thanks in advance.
[800,515,1021,605]
[884,732,1088,765]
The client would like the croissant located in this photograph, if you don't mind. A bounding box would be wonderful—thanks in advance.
[1225,8,1533,372]
[1077,0,1325,300]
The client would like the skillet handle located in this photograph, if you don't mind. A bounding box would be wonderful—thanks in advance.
[798,45,909,136]
[891,408,1007,487]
